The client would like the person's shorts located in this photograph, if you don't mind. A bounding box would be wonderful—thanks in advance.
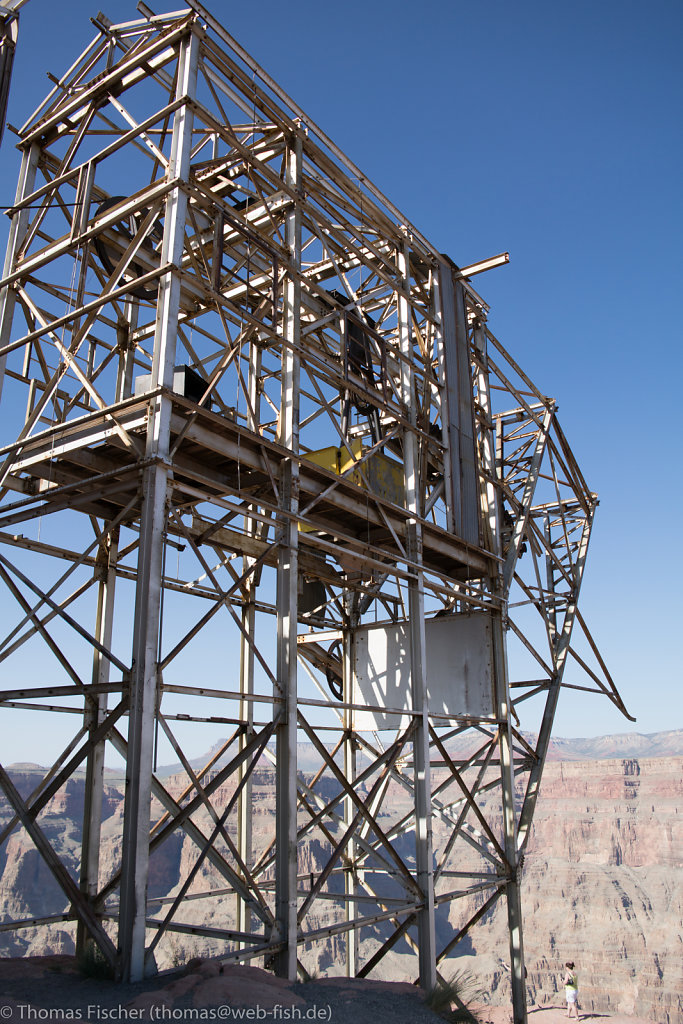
[566,991,578,1005]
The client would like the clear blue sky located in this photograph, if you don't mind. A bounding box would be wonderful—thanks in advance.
[0,0,680,741]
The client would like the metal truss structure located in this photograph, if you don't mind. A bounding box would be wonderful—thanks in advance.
[0,5,631,1021]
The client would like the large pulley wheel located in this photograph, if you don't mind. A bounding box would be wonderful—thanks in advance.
[325,639,344,702]
[93,195,163,300]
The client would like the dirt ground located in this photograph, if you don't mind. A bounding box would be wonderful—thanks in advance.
[473,1008,655,1024]
[0,957,658,1024]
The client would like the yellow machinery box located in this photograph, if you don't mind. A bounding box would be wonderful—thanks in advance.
[301,439,404,531]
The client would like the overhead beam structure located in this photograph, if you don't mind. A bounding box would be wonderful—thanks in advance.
[0,5,631,1021]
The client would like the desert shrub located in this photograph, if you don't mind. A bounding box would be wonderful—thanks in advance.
[77,940,115,981]
[425,969,482,1023]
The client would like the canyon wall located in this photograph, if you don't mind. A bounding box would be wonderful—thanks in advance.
[451,756,682,1022]
[0,745,680,1021]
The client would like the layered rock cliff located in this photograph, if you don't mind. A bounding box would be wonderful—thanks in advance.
[0,745,680,1021]
[446,756,682,1023]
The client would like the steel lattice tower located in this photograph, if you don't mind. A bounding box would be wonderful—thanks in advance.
[0,6,631,1021]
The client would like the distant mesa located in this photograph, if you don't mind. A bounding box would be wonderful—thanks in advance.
[6,729,682,776]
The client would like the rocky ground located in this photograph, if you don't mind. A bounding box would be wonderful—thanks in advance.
[0,957,658,1024]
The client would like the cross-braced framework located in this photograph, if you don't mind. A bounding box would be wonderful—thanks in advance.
[0,5,631,1020]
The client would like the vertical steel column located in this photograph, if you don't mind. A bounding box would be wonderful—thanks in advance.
[237,338,262,943]
[115,300,140,402]
[473,321,527,1024]
[0,142,39,403]
[118,27,199,983]
[343,616,358,976]
[432,269,455,534]
[237,583,256,944]
[273,132,301,980]
[78,526,119,957]
[398,244,436,991]
[0,9,18,148]
[493,625,526,1024]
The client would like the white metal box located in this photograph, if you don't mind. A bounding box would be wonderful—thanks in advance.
[352,613,494,730]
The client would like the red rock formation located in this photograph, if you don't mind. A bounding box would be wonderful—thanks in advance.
[0,750,680,1021]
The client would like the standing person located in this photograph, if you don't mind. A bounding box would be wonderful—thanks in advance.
[563,961,579,1019]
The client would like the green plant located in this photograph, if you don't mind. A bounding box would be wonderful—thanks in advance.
[299,966,320,982]
[425,970,482,1023]
[77,941,115,981]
